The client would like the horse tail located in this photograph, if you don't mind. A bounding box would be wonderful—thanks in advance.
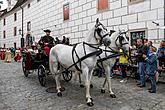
[49,47,59,74]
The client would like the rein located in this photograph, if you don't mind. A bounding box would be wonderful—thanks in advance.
[69,42,102,72]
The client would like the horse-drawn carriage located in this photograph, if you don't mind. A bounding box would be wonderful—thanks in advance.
[21,19,131,106]
[21,46,72,87]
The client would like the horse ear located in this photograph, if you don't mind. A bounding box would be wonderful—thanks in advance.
[96,18,99,24]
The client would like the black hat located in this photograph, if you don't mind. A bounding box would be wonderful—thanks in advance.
[44,29,51,33]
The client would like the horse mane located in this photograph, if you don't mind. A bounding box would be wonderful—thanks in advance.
[85,26,96,42]
[110,31,119,40]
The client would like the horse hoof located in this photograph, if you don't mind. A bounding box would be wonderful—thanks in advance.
[90,98,93,102]
[80,84,85,88]
[110,94,116,98]
[57,92,62,97]
[90,84,93,88]
[101,89,105,93]
[87,102,94,107]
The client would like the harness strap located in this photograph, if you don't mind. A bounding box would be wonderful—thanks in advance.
[97,53,124,62]
[69,43,102,72]
[72,44,82,72]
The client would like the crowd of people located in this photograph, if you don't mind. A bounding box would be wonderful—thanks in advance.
[95,38,165,94]
[0,47,22,63]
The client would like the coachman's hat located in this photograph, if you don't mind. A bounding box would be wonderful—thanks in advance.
[44,29,51,33]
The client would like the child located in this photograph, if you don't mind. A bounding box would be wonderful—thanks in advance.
[143,46,158,93]
[119,48,129,83]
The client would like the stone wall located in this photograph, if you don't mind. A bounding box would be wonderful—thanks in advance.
[0,0,164,47]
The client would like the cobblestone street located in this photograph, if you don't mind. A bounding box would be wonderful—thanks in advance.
[0,60,165,110]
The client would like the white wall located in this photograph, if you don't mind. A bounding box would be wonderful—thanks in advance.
[0,0,164,47]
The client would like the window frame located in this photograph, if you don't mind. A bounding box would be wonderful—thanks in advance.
[97,0,109,12]
[28,3,31,8]
[3,18,6,26]
[129,28,147,46]
[63,3,70,21]
[27,21,31,31]
[128,0,144,5]
[14,27,17,36]
[3,30,6,39]
[14,13,17,21]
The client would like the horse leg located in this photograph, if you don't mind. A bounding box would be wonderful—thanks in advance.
[54,71,62,97]
[105,66,116,98]
[78,71,85,88]
[49,57,62,97]
[83,67,94,106]
[101,77,107,93]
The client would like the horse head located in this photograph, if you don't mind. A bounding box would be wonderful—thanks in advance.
[94,18,111,46]
[110,30,129,52]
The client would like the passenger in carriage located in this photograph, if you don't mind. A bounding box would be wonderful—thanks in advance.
[55,37,61,44]
[65,38,70,45]
[62,36,66,44]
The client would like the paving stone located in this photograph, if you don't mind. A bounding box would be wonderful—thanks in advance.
[0,61,165,110]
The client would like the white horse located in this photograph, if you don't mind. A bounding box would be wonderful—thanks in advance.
[49,19,111,106]
[98,30,129,97]
[78,30,130,98]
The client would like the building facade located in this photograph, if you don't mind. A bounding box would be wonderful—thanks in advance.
[0,0,164,48]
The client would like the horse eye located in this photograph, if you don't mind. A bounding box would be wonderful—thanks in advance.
[97,28,102,33]
[119,36,124,41]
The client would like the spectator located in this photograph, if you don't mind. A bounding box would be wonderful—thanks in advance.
[5,48,12,63]
[119,48,129,83]
[143,46,158,93]
[135,39,148,87]
[157,40,165,67]
[147,41,157,56]
[143,38,148,46]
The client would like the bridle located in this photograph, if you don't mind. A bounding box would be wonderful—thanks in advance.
[115,32,129,48]
[94,23,109,45]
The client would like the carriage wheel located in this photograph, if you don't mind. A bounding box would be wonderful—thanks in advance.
[38,65,46,87]
[22,60,29,77]
[62,70,72,82]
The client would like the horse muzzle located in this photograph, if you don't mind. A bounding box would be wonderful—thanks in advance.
[102,37,111,46]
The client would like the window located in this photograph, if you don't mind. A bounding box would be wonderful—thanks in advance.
[3,18,5,26]
[128,0,144,4]
[4,44,5,48]
[129,29,147,45]
[97,0,109,11]
[63,3,69,21]
[28,3,30,8]
[14,13,17,21]
[3,30,6,39]
[27,21,31,31]
[14,27,17,36]
[37,0,41,2]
